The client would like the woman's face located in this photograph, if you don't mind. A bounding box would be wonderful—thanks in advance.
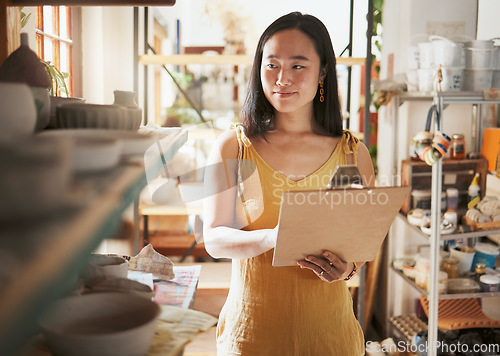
[260,28,325,115]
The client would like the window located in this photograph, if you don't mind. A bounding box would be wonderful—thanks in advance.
[35,6,73,97]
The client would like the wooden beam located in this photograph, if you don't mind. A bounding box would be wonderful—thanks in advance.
[0,0,20,67]
[8,0,175,5]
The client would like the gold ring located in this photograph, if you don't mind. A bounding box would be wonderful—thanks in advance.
[319,270,324,276]
[328,266,334,273]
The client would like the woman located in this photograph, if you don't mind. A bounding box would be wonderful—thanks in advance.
[203,12,375,356]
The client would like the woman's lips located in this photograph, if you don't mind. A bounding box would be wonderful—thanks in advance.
[274,91,295,98]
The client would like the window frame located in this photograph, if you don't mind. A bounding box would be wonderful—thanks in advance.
[35,5,74,97]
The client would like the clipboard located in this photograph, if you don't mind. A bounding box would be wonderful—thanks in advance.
[272,185,410,266]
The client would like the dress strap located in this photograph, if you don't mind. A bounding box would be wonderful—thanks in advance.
[340,130,360,165]
[230,123,252,160]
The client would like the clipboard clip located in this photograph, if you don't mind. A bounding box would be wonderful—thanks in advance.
[327,165,364,190]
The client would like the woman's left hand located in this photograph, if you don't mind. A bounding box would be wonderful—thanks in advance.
[297,250,353,283]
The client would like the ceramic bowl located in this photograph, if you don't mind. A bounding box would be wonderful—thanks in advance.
[0,136,72,220]
[88,278,155,300]
[48,96,86,128]
[39,129,157,156]
[39,292,161,356]
[0,82,36,142]
[56,103,141,131]
[82,255,129,287]
[71,137,122,173]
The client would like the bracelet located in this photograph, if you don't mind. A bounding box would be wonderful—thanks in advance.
[344,262,358,281]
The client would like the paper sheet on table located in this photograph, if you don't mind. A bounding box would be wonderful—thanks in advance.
[148,305,218,356]
[272,186,410,266]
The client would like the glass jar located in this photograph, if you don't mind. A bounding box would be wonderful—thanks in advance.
[474,262,486,283]
[450,134,465,159]
[442,257,459,279]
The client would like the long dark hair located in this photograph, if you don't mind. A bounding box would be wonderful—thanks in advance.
[241,12,343,138]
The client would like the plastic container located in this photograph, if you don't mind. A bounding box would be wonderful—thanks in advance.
[411,189,446,211]
[450,246,476,275]
[426,271,448,294]
[472,242,500,269]
[415,255,431,273]
[465,47,494,69]
[446,278,480,294]
[492,69,500,88]
[492,46,500,70]
[407,46,420,70]
[418,42,434,68]
[418,68,435,91]
[415,270,428,290]
[465,40,495,50]
[463,68,493,91]
[430,36,462,67]
[479,274,500,292]
[436,67,464,91]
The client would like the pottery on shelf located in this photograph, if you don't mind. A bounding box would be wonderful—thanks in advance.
[39,293,161,356]
[48,96,86,128]
[30,86,51,132]
[56,103,141,131]
[0,82,37,142]
[0,33,52,132]
[0,136,73,220]
[113,90,138,108]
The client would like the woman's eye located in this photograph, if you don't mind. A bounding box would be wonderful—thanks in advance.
[266,63,277,69]
[293,65,305,69]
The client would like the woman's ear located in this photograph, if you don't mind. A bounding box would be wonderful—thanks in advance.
[319,65,327,82]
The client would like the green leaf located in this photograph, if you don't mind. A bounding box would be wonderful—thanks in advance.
[21,11,31,28]
[373,0,384,12]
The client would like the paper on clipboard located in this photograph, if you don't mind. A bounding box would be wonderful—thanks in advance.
[272,186,410,267]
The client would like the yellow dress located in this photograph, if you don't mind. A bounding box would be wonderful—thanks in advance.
[216,123,365,356]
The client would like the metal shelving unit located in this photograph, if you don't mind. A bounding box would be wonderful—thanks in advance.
[391,266,500,300]
[390,91,500,356]
[397,212,500,241]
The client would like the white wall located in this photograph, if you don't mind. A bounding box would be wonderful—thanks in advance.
[477,0,500,40]
[81,7,135,105]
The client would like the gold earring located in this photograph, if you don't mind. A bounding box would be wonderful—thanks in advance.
[319,81,325,103]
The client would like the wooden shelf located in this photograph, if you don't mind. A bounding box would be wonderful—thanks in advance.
[0,128,187,356]
[140,54,366,67]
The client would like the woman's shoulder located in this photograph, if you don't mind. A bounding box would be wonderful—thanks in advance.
[213,125,240,159]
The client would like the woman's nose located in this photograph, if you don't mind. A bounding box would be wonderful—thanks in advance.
[276,69,291,86]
